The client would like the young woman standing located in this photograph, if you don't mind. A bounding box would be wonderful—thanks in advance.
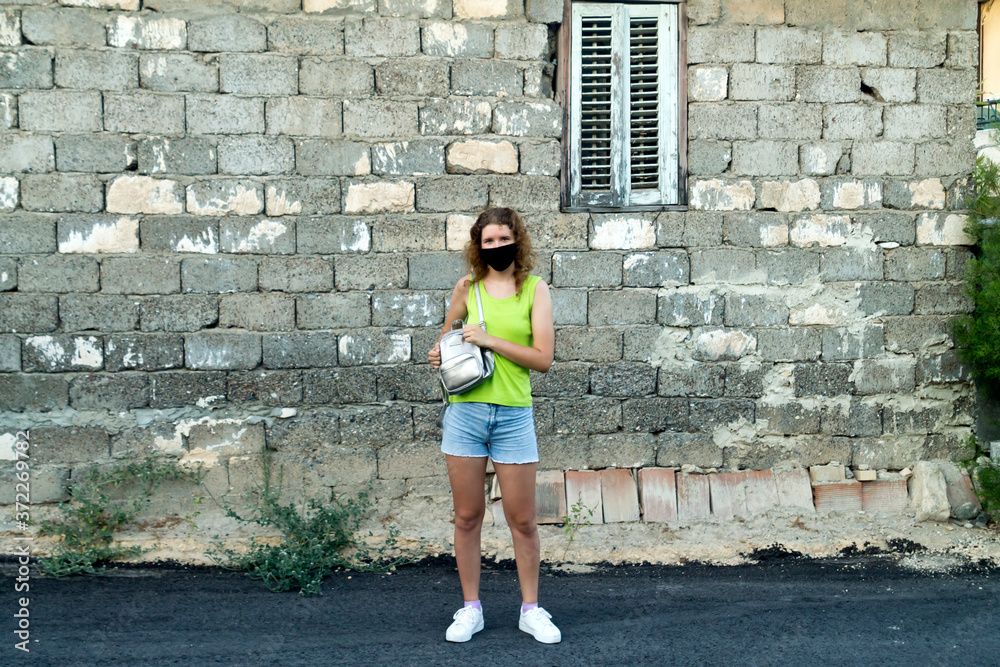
[427,207,560,644]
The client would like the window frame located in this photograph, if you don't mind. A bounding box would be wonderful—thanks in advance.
[558,0,688,212]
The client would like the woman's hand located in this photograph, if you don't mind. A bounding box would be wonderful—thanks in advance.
[428,342,441,369]
[462,324,492,348]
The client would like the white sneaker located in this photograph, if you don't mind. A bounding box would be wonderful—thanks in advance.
[445,606,484,642]
[519,606,561,644]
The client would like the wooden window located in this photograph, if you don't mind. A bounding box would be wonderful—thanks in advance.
[563,2,685,210]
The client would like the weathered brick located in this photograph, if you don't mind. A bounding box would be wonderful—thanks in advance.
[689,103,758,140]
[296,216,370,253]
[262,331,338,368]
[185,332,261,370]
[302,367,377,404]
[659,363,725,397]
[732,141,798,175]
[860,67,916,103]
[821,324,884,360]
[0,374,68,411]
[552,252,620,288]
[20,91,101,132]
[264,97,342,139]
[229,369,303,406]
[19,254,98,292]
[375,364,439,402]
[914,141,976,178]
[553,396,621,434]
[186,94,265,135]
[104,92,185,135]
[345,17,419,57]
[888,31,946,68]
[0,212,56,253]
[453,0,522,19]
[139,216,217,254]
[688,25,754,63]
[337,329,411,365]
[371,291,443,327]
[189,14,266,53]
[21,7,105,47]
[724,211,791,245]
[452,59,522,96]
[757,327,821,361]
[823,31,887,66]
[104,333,184,371]
[220,293,295,331]
[408,252,465,290]
[622,251,689,287]
[853,357,917,395]
[793,362,853,397]
[914,282,972,315]
[796,67,862,103]
[555,327,622,362]
[298,57,373,96]
[421,20,493,57]
[265,180,341,218]
[181,256,258,294]
[756,27,821,64]
[819,247,883,281]
[495,23,550,60]
[297,293,370,329]
[857,281,915,316]
[186,180,264,216]
[855,211,916,245]
[220,54,298,96]
[372,142,445,176]
[690,248,758,284]
[343,99,418,137]
[821,398,882,437]
[147,369,224,408]
[415,177,489,212]
[55,50,138,91]
[267,17,345,55]
[419,98,492,135]
[851,141,915,176]
[28,426,109,465]
[0,49,52,89]
[57,135,137,174]
[138,137,216,176]
[916,69,976,104]
[140,295,219,332]
[20,174,102,213]
[375,58,450,97]
[689,397,755,430]
[23,333,102,371]
[260,256,334,292]
[885,247,945,281]
[799,142,843,176]
[218,136,295,176]
[758,103,822,139]
[59,212,138,257]
[824,104,883,140]
[107,15,186,50]
[59,294,139,333]
[588,289,656,325]
[729,63,794,101]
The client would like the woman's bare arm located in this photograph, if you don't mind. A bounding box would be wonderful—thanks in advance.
[428,277,471,368]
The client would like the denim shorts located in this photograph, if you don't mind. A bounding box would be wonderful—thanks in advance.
[440,402,538,464]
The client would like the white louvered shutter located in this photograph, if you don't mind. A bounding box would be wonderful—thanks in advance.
[570,3,679,208]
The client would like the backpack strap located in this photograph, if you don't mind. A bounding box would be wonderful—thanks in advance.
[473,281,486,328]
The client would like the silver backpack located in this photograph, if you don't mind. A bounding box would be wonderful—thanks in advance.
[438,281,495,395]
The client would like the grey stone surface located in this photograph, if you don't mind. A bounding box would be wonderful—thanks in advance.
[220,53,298,96]
[20,174,103,213]
[140,54,219,93]
[56,50,138,91]
[104,333,184,371]
[419,99,492,135]
[343,100,418,137]
[181,256,259,294]
[138,137,217,175]
[345,17,420,57]
[588,289,656,325]
[421,21,493,57]
[267,17,345,55]
[59,294,140,333]
[296,293,371,329]
[555,327,622,363]
[21,7,106,47]
[263,331,338,368]
[57,135,137,174]
[409,252,465,290]
[19,253,99,292]
[101,257,180,294]
[796,67,862,103]
[376,59,450,97]
[19,91,102,132]
[140,295,219,332]
[189,14,267,53]
[299,58,373,96]
[104,93,186,135]
[259,256,334,292]
[186,94,265,134]
[265,179,341,215]
[220,293,295,331]
[0,212,57,253]
[296,216,370,254]
[372,142,445,176]
[185,331,261,370]
[0,48,52,89]
[218,136,295,175]
[266,97,342,137]
[451,60,522,97]
[688,25,755,63]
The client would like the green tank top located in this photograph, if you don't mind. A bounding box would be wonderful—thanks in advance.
[449,274,541,408]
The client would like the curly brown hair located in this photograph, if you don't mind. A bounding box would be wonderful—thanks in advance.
[463,207,536,295]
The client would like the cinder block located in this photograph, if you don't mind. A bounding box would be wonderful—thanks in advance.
[600,468,639,523]
[267,16,344,55]
[57,135,137,174]
[860,479,908,514]
[638,468,677,523]
[185,332,261,370]
[295,140,370,176]
[676,473,711,521]
[688,25,754,63]
[104,333,184,371]
[452,60,522,97]
[186,94,264,135]
[299,57,373,96]
[422,21,493,57]
[181,256,259,294]
[108,15,186,50]
[220,54,298,96]
[220,293,295,332]
[0,48,52,89]
[266,97,341,137]
[218,136,295,175]
[345,17,420,57]
[565,470,603,524]
[140,53,218,93]
[535,469,566,524]
[20,91,102,132]
[420,99,492,135]
[21,7,106,47]
[189,14,266,53]
[812,480,862,513]
[329,327,406,364]
[104,92,185,135]
[55,50,137,91]
[138,137,216,176]
[709,471,747,520]
[774,468,815,512]
[810,464,847,483]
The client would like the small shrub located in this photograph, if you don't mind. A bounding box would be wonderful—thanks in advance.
[36,458,204,577]
[207,449,413,596]
[561,498,595,562]
[957,435,1000,516]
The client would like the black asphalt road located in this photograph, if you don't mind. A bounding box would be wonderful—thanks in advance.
[3,554,998,666]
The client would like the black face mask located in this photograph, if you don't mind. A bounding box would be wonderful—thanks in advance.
[480,243,518,272]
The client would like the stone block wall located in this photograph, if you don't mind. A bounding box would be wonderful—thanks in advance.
[0,0,982,537]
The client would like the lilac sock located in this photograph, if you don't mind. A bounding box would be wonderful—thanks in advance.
[521,602,538,613]
[464,600,482,611]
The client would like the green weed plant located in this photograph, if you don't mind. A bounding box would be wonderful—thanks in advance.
[36,458,205,577]
[561,498,595,562]
[957,435,1000,516]
[207,449,413,596]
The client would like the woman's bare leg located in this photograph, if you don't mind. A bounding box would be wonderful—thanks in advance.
[493,462,539,604]
[445,454,489,602]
